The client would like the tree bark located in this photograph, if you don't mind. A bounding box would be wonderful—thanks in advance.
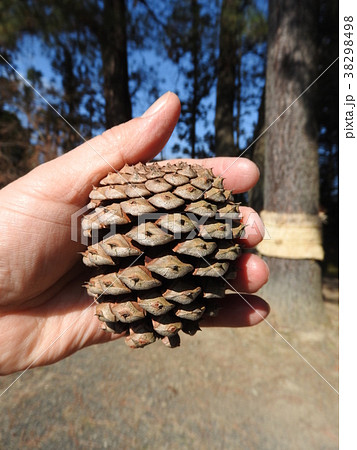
[235,45,242,153]
[248,85,265,213]
[190,0,199,159]
[100,0,132,128]
[214,0,238,157]
[261,0,325,327]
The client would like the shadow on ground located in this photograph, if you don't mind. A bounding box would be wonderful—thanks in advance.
[0,278,338,449]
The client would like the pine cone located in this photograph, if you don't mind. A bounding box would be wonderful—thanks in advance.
[81,162,243,348]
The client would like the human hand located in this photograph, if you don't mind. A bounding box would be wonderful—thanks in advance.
[0,92,269,375]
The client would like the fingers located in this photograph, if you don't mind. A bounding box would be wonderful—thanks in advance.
[239,206,265,248]
[196,157,260,193]
[199,252,270,328]
[159,158,264,248]
[0,263,269,375]
[231,253,269,293]
[21,92,182,204]
[164,157,260,194]
[201,294,270,328]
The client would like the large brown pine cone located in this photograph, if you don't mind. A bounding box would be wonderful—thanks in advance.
[81,162,244,348]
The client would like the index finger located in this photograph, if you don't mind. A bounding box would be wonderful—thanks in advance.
[165,157,260,194]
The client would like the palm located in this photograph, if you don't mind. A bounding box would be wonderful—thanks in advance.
[0,93,269,375]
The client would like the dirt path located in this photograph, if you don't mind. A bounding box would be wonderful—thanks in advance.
[0,279,338,449]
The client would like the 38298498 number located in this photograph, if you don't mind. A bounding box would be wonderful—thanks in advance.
[344,16,354,78]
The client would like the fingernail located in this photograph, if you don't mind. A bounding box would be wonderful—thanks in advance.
[249,307,270,325]
[263,259,270,281]
[141,92,171,117]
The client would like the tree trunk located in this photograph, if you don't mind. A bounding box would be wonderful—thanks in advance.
[190,0,199,159]
[60,44,82,150]
[235,45,242,153]
[260,0,325,328]
[214,0,238,157]
[248,85,265,213]
[100,0,132,128]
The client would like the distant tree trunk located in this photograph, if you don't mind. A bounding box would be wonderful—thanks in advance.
[60,45,82,150]
[190,0,199,159]
[260,0,325,327]
[215,0,238,157]
[235,45,242,153]
[100,0,132,128]
[248,85,265,213]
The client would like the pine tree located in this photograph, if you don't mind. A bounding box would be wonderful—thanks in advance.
[215,0,266,157]
[164,0,218,158]
[258,0,325,327]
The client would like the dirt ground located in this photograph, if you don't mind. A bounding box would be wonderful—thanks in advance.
[0,278,338,450]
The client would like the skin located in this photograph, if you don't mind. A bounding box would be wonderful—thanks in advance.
[0,92,269,376]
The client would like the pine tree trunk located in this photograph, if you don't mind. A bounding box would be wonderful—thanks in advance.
[235,45,242,153]
[190,0,199,159]
[214,0,238,157]
[248,85,265,213]
[261,0,325,328]
[100,0,132,128]
[61,45,82,150]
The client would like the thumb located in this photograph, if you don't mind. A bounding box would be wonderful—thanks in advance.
[17,92,181,205]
